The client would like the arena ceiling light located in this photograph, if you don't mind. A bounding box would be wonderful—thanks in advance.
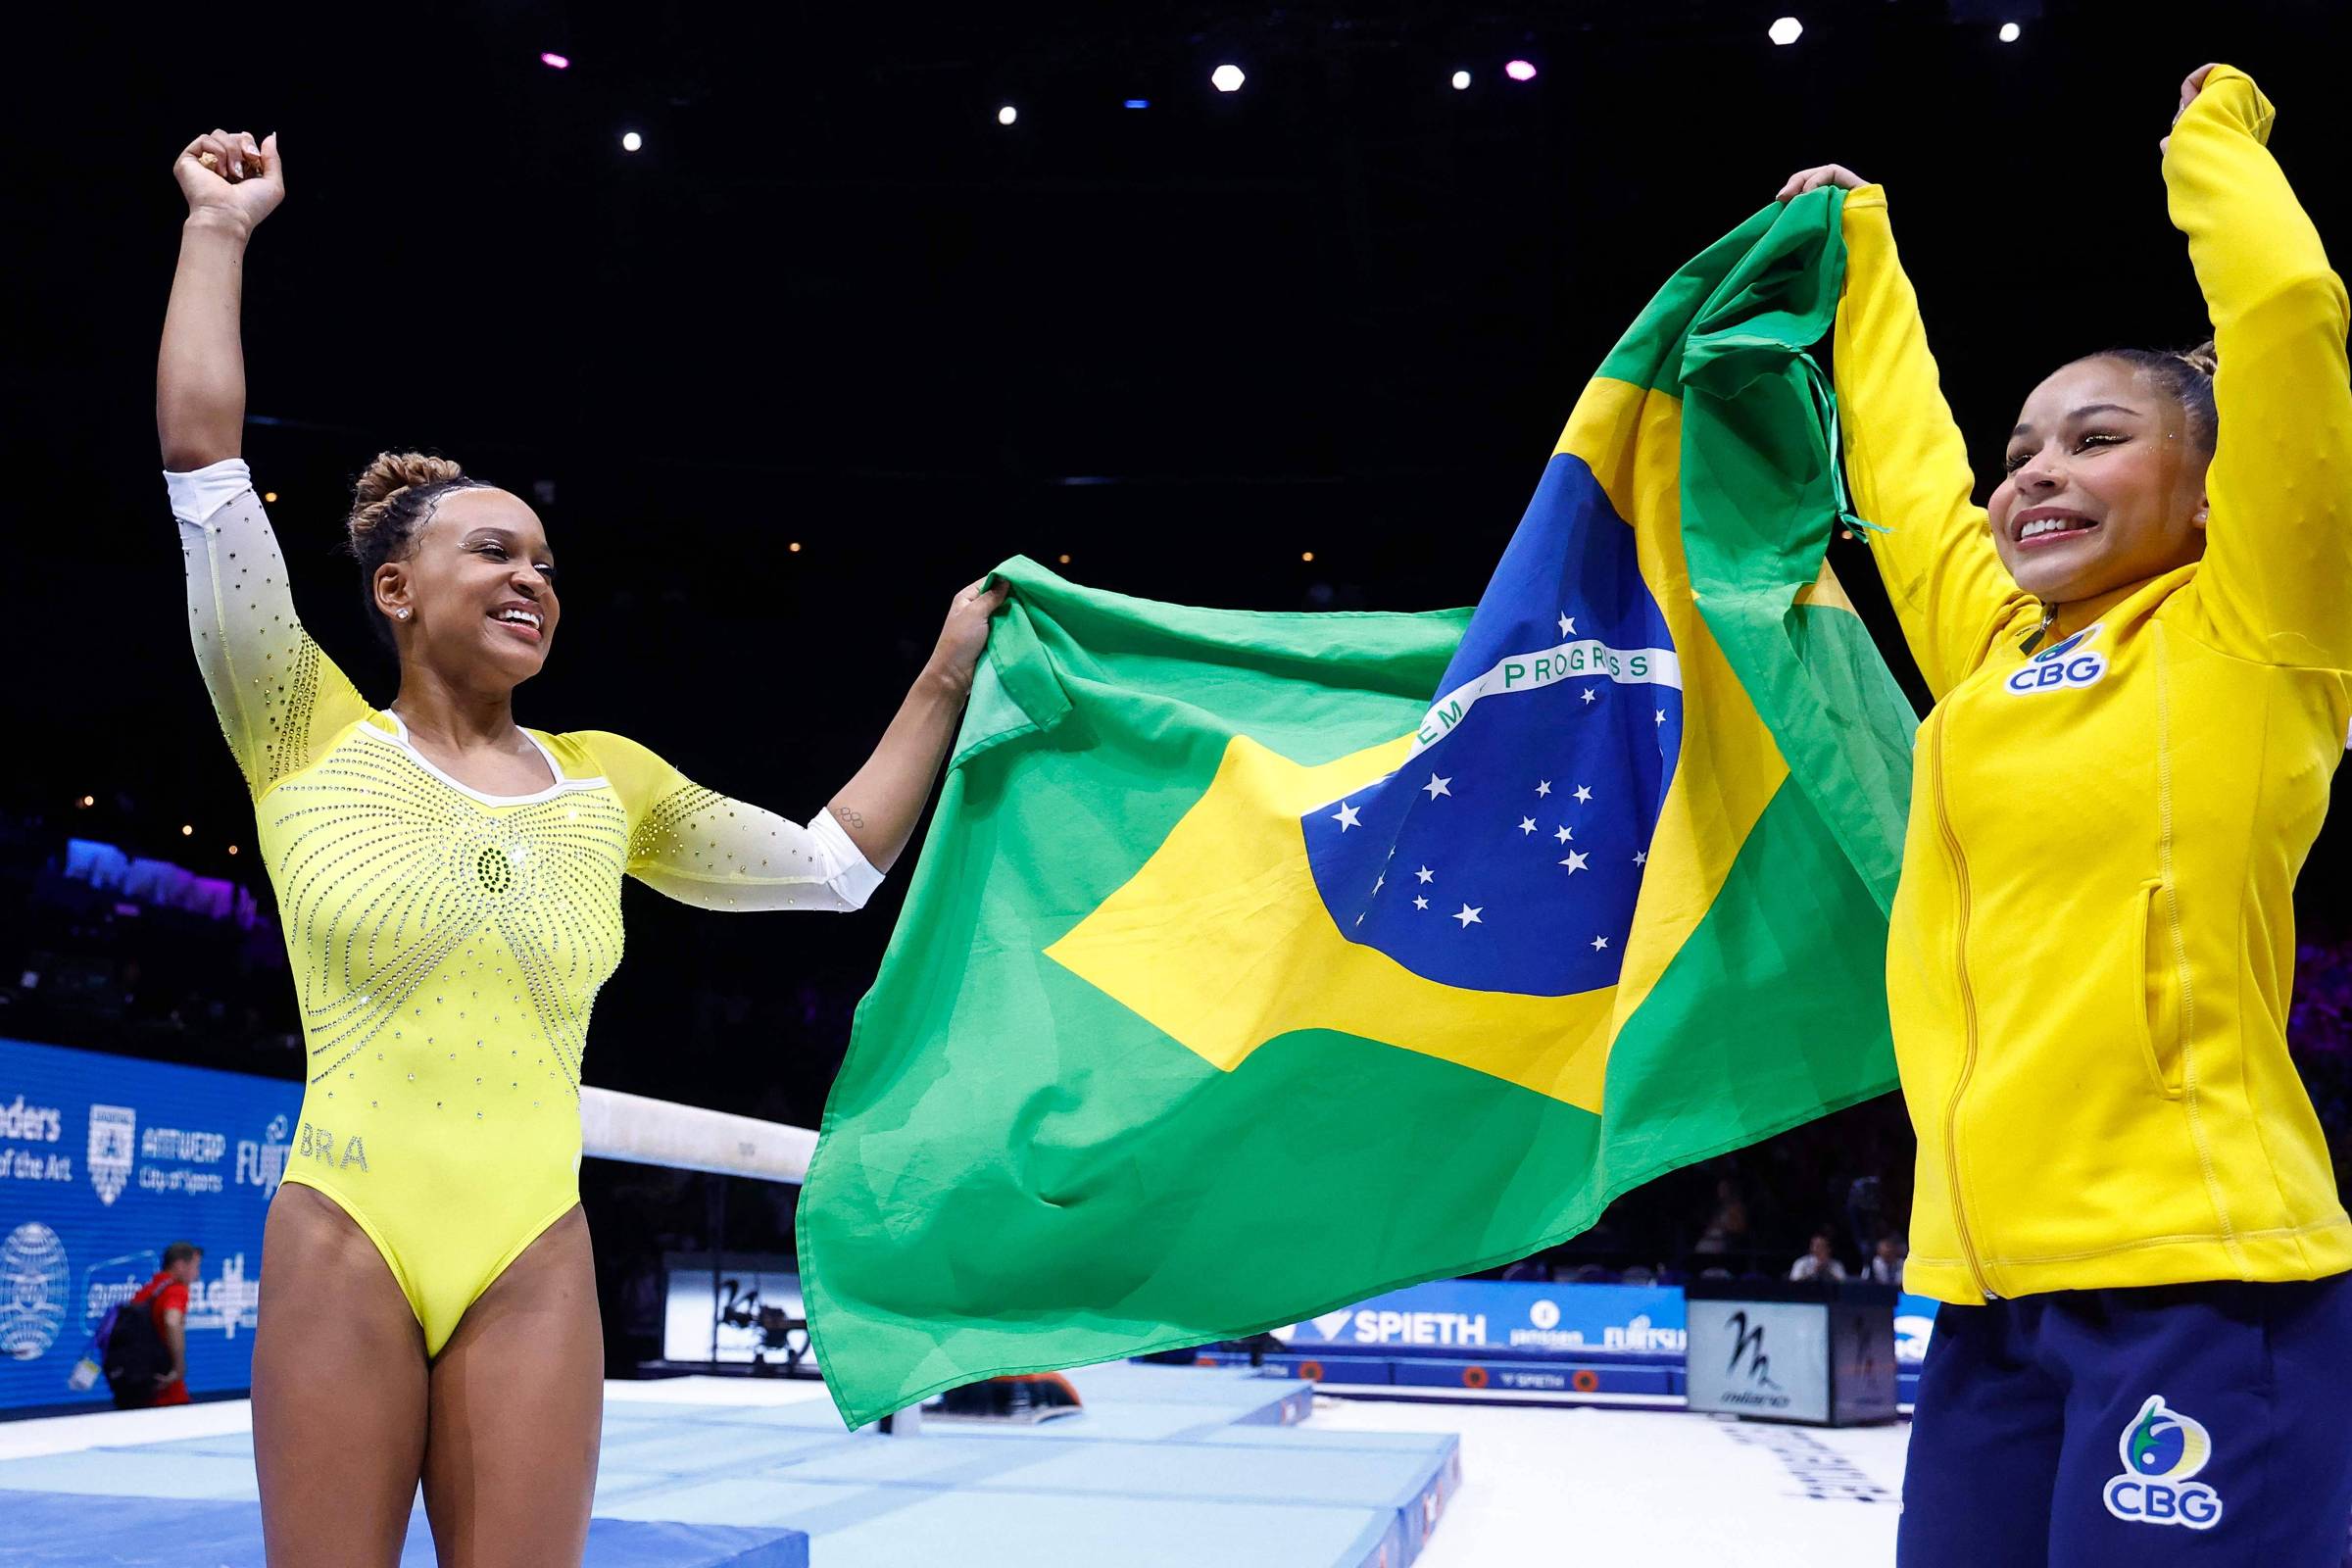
[997,105,1018,125]
[1999,22,2023,41]
[1450,70,1471,90]
[540,52,570,70]
[1504,59,1538,82]
[1768,17,1803,45]
[620,130,643,152]
[1211,64,1246,93]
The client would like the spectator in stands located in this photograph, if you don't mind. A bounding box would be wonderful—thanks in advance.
[122,1242,202,1408]
[1692,1177,1750,1254]
[1788,1229,1847,1283]
[1866,1234,1907,1287]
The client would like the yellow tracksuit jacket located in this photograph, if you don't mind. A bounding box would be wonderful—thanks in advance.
[1833,66,2352,1303]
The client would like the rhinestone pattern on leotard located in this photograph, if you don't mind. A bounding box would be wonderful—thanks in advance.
[262,736,629,1097]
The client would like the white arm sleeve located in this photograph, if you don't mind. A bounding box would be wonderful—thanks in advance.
[166,457,257,528]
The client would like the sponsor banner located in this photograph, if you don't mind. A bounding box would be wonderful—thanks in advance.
[1686,1298,1833,1423]
[1895,1292,1938,1364]
[1275,1280,1942,1363]
[1277,1280,1687,1356]
[0,1037,297,1410]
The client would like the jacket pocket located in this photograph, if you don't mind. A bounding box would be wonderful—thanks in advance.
[2133,879,2186,1100]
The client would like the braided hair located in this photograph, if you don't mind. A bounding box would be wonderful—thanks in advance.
[345,452,491,649]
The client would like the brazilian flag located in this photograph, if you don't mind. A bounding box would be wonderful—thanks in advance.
[800,189,1917,1427]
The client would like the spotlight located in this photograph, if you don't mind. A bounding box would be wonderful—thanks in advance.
[540,52,571,71]
[788,542,803,553]
[1301,551,1315,563]
[1998,22,2022,41]
[998,105,1018,125]
[1450,70,1471,90]
[1124,99,1151,109]
[180,824,194,837]
[1058,554,1072,564]
[227,845,240,856]
[263,491,277,503]
[1504,59,1538,82]
[1211,64,1246,93]
[1768,17,1803,45]
[77,795,93,808]
[620,130,643,152]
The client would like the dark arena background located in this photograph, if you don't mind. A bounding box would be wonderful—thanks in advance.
[9,2,2352,1561]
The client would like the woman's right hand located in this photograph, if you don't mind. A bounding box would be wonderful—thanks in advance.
[1774,164,1868,203]
[172,129,283,239]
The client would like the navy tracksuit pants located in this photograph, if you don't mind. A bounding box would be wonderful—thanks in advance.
[1898,1274,2352,1565]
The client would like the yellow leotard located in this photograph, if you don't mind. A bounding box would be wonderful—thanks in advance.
[174,467,879,1352]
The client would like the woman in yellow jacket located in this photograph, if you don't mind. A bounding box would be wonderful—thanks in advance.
[1782,63,2352,1563]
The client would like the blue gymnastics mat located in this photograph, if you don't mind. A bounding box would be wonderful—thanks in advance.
[0,1364,1457,1568]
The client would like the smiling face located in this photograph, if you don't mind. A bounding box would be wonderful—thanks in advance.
[1986,357,2211,604]
[374,488,561,687]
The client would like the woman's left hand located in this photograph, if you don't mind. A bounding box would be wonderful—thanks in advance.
[2161,63,2219,155]
[926,576,1010,692]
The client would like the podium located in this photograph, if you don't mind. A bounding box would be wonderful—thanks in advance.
[1683,1279,1899,1426]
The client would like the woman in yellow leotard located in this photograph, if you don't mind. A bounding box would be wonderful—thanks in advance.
[159,128,1004,1566]
[1780,63,2352,1561]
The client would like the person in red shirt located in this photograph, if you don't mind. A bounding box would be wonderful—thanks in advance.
[128,1242,203,1407]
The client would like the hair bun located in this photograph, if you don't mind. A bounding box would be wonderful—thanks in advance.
[2176,340,2219,377]
[349,452,467,544]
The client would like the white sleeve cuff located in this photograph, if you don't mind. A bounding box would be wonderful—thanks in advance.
[808,808,886,909]
[164,458,255,527]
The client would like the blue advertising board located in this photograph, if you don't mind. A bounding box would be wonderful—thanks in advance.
[1275,1279,1943,1364]
[0,1038,299,1412]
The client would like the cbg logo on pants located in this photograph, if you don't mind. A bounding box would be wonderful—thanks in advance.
[2102,1395,2222,1530]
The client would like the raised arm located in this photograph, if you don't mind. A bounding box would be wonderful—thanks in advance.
[1809,172,2032,696]
[159,130,280,468]
[2164,65,2352,668]
[161,129,371,800]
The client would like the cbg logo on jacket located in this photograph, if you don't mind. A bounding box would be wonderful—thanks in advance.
[2102,1395,2223,1529]
[2005,622,2109,696]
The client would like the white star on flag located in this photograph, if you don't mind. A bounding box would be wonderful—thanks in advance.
[1413,896,1429,909]
[1592,935,1610,951]
[1634,850,1647,864]
[1423,773,1452,800]
[1372,873,1385,895]
[1557,612,1577,637]
[1581,688,1597,704]
[1560,850,1590,873]
[1453,905,1484,928]
[1518,817,1537,835]
[1415,866,1435,884]
[1553,825,1573,844]
[1331,802,1361,830]
[1656,709,1667,725]
[1536,780,1552,798]
[1573,785,1593,804]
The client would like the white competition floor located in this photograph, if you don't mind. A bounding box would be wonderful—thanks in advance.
[0,1374,1911,1566]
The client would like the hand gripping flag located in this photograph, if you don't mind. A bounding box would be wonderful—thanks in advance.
[800,189,1918,1426]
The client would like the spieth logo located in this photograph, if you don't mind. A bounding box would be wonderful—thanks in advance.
[87,1104,136,1206]
[2006,623,2109,696]
[2103,1395,2222,1530]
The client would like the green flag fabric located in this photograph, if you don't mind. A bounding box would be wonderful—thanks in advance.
[800,189,1916,1427]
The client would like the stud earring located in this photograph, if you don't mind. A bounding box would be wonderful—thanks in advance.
[397,608,413,620]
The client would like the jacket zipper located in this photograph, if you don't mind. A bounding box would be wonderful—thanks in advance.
[1930,710,1996,1300]
[2019,601,2058,656]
